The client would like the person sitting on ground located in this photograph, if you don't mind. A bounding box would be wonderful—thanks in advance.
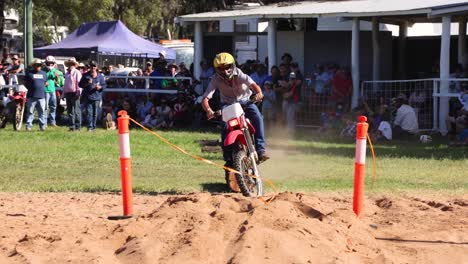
[459,85,468,112]
[457,117,468,145]
[371,109,392,142]
[173,92,189,127]
[101,102,116,130]
[340,113,357,138]
[353,97,374,118]
[155,98,173,128]
[117,100,137,128]
[136,95,153,122]
[392,93,418,139]
[142,106,159,128]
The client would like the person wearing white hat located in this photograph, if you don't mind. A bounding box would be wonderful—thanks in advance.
[63,57,82,131]
[24,58,48,131]
[44,55,64,127]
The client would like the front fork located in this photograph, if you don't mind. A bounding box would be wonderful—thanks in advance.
[242,127,263,196]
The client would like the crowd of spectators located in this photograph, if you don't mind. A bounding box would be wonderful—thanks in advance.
[1,46,466,145]
[446,65,468,146]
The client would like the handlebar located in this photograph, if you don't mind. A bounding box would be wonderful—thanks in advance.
[208,93,261,120]
[249,93,261,103]
[213,110,222,118]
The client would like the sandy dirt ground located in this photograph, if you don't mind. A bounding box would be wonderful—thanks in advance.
[0,192,467,264]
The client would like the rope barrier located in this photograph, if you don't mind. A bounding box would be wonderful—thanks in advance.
[366,135,377,189]
[128,117,278,203]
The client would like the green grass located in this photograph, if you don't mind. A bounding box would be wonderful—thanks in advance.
[0,126,466,194]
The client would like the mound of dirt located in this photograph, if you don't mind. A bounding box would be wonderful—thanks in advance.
[0,192,467,263]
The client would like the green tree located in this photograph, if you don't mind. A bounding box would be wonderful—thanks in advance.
[1,0,308,49]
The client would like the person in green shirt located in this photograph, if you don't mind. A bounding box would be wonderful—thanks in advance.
[44,55,64,127]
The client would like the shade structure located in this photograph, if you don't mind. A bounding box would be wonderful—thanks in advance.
[35,20,175,59]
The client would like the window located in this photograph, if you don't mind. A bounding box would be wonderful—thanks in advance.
[235,23,249,43]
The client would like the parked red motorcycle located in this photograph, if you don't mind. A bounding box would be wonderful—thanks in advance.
[0,85,28,130]
[216,101,263,197]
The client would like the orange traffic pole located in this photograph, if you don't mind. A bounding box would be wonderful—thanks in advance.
[109,110,133,220]
[353,115,369,217]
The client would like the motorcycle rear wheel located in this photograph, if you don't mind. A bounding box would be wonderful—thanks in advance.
[13,103,23,131]
[232,149,261,197]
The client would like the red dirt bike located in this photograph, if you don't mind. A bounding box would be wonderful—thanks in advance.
[215,100,264,197]
[0,85,28,130]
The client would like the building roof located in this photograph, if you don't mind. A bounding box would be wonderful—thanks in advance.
[178,0,468,22]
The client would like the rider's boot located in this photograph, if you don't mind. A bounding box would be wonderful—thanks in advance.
[258,151,270,163]
[224,161,240,193]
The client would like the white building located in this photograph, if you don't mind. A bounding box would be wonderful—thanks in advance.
[179,0,468,133]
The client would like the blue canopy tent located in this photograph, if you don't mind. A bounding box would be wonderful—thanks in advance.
[34,20,175,65]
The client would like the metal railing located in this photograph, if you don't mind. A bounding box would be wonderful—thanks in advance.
[361,78,435,131]
[104,75,193,95]
[361,78,465,132]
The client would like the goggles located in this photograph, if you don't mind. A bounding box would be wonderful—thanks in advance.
[217,64,232,71]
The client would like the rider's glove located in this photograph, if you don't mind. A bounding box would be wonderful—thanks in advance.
[206,109,215,120]
[254,92,264,102]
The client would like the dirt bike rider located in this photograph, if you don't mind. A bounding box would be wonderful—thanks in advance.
[202,52,270,165]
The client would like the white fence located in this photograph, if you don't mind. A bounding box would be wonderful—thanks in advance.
[1,73,194,95]
[360,79,436,131]
[361,78,464,133]
[104,75,193,95]
[296,77,464,133]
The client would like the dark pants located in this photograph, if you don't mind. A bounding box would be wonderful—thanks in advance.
[86,100,101,130]
[393,125,414,140]
[221,102,266,163]
[65,93,81,130]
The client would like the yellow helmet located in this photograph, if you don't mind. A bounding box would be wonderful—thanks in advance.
[213,52,236,79]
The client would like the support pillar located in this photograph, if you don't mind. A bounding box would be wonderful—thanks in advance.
[398,21,408,79]
[194,21,203,81]
[24,0,34,65]
[351,18,360,109]
[458,17,467,67]
[439,16,451,135]
[372,17,380,81]
[267,18,277,73]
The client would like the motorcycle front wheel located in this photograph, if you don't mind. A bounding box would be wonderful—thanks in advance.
[13,102,23,131]
[232,149,262,197]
